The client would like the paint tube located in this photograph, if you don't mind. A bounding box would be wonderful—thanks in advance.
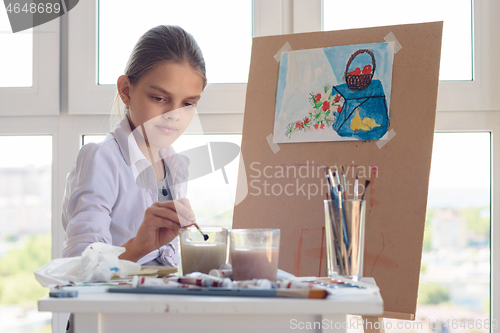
[231,279,273,289]
[208,268,233,279]
[135,276,187,289]
[169,273,233,288]
[276,280,315,290]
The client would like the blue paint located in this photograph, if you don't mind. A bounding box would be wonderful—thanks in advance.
[273,42,393,142]
[275,52,288,123]
[332,80,389,140]
[322,42,393,113]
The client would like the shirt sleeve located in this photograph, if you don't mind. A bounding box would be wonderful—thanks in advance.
[156,237,180,267]
[62,143,119,258]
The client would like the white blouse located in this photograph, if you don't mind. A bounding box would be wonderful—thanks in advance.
[61,117,189,266]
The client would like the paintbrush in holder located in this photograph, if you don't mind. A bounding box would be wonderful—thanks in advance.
[324,166,367,280]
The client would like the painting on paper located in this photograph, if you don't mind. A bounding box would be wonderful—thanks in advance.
[273,42,394,143]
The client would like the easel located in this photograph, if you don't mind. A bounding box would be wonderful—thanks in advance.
[233,22,443,327]
[363,317,386,333]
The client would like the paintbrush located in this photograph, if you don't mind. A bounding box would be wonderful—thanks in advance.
[331,170,349,275]
[324,166,345,274]
[275,288,328,299]
[110,287,329,299]
[324,165,333,194]
[354,172,359,200]
[336,188,349,274]
[340,165,347,201]
[333,166,341,194]
[192,222,209,241]
[325,191,343,274]
[361,180,371,200]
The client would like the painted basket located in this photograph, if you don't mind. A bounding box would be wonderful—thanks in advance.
[344,49,376,91]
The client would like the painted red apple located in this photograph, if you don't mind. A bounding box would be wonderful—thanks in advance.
[362,64,372,74]
[348,67,361,76]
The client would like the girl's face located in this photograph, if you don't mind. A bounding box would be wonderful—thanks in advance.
[124,61,204,150]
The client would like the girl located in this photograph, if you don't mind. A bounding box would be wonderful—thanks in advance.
[61,25,206,267]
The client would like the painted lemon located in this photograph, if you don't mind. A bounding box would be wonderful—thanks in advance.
[350,107,382,132]
[350,108,362,132]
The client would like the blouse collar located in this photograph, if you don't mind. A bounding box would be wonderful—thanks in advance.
[111,116,189,190]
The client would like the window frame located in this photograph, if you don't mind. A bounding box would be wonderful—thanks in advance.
[0,0,498,331]
[67,0,254,115]
[433,111,499,324]
[0,19,59,116]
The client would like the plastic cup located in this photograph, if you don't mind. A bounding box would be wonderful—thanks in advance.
[229,229,280,281]
[179,227,228,275]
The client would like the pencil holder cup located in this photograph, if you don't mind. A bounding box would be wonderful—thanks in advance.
[324,199,366,280]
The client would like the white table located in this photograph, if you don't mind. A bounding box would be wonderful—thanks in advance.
[38,278,383,333]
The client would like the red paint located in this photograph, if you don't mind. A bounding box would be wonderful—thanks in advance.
[366,232,400,274]
[365,253,399,270]
[348,67,361,75]
[370,232,385,276]
[362,64,372,74]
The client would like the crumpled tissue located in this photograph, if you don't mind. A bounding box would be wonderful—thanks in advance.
[34,242,141,287]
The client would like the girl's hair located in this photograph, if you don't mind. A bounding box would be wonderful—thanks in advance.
[110,25,207,128]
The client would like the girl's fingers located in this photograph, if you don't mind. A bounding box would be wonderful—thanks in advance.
[157,199,196,222]
[148,203,194,228]
[174,199,196,227]
[147,205,181,224]
[146,211,182,230]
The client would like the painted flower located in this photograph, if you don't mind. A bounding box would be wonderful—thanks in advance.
[322,101,330,111]
[288,86,340,138]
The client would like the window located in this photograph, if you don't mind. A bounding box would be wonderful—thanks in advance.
[0,6,32,87]
[172,134,242,228]
[383,132,491,331]
[0,1,497,332]
[98,0,252,85]
[323,0,473,81]
[0,11,59,115]
[68,0,253,114]
[0,136,52,333]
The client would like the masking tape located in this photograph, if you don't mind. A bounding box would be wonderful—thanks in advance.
[376,129,396,149]
[384,32,402,54]
[266,134,280,154]
[60,0,68,13]
[274,42,292,62]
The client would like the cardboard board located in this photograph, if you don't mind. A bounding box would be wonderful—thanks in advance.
[233,22,442,318]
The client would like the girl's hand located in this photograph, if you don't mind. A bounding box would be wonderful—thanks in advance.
[119,198,195,262]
